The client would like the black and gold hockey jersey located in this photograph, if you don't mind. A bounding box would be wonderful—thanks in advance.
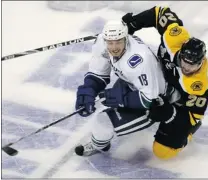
[127,6,208,121]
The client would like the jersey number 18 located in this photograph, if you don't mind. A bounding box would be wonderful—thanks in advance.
[138,74,148,86]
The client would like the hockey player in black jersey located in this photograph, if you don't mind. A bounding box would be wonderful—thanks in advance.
[122,6,208,159]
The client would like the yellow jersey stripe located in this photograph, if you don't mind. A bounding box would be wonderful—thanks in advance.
[193,113,204,121]
[155,7,160,29]
[189,112,197,126]
[161,7,168,14]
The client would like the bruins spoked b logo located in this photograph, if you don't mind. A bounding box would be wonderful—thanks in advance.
[169,26,182,36]
[191,81,203,91]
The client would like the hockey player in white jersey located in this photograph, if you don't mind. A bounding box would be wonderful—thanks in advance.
[74,20,170,156]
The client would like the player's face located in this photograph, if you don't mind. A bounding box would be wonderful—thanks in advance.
[180,58,203,76]
[106,38,126,57]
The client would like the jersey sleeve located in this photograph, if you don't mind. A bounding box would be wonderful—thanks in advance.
[88,34,111,77]
[154,6,183,35]
[162,23,190,61]
[132,6,183,35]
[83,35,111,93]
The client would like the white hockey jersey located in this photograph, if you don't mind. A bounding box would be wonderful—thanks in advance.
[87,34,166,108]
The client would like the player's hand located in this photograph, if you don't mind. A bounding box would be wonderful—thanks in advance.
[98,81,131,108]
[75,85,96,117]
[122,13,138,35]
[99,88,125,108]
[148,96,176,123]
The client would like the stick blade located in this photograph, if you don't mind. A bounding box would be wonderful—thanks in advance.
[2,146,18,156]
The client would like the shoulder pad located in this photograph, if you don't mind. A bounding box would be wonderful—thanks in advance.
[163,24,190,55]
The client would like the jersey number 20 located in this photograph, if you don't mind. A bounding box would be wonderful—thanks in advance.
[186,95,207,108]
[159,13,177,27]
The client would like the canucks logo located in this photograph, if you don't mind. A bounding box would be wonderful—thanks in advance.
[128,54,143,68]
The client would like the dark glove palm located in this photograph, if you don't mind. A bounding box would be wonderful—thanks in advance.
[99,88,124,108]
[122,13,137,35]
[99,83,129,108]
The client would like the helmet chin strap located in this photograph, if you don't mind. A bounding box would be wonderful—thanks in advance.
[195,61,203,71]
[176,51,181,67]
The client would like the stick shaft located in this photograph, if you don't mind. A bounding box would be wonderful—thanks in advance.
[3,107,84,148]
[2,34,98,61]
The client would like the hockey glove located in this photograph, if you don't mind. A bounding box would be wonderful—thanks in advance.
[99,84,143,109]
[122,13,138,35]
[99,88,126,108]
[75,85,97,117]
[148,96,176,123]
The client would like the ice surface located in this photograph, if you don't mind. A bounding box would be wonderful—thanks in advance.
[2,1,208,179]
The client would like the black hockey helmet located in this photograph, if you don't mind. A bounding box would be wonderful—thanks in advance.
[179,37,206,65]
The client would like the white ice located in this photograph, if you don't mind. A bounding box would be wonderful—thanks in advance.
[2,1,208,179]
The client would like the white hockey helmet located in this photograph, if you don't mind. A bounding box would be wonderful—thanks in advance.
[102,20,128,40]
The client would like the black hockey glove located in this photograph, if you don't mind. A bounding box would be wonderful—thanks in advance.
[148,96,176,123]
[122,13,138,35]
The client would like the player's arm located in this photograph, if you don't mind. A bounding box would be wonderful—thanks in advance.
[82,35,111,94]
[122,6,183,35]
[75,35,111,116]
[84,56,111,94]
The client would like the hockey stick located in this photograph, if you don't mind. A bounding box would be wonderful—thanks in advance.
[2,106,86,156]
[2,34,98,61]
